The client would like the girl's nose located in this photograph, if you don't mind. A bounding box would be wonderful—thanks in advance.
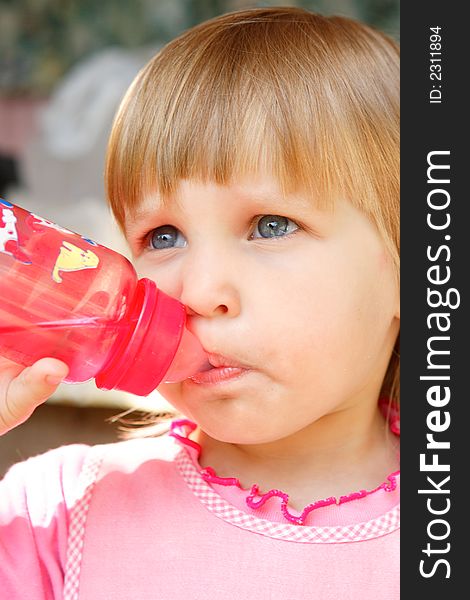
[178,248,241,318]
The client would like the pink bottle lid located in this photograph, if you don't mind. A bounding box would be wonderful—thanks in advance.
[95,278,187,395]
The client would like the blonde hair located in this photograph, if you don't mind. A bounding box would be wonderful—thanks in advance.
[106,7,400,406]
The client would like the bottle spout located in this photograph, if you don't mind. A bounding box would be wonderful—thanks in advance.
[163,327,210,383]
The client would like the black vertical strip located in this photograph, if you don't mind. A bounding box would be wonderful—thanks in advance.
[401,2,466,595]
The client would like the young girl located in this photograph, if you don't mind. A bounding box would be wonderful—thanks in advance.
[0,7,400,599]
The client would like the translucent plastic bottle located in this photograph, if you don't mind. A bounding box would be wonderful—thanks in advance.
[0,198,209,395]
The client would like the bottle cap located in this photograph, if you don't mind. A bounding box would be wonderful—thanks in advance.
[96,278,202,395]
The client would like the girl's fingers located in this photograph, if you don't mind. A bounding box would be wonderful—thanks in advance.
[0,358,69,435]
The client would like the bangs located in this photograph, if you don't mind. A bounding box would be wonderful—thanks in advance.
[106,8,399,267]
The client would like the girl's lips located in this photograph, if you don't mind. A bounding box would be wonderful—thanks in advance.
[205,352,248,369]
[185,351,252,385]
[188,366,250,385]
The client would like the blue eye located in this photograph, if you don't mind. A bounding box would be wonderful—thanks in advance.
[252,215,299,239]
[149,225,187,250]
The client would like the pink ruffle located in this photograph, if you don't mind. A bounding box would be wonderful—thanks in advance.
[169,402,400,526]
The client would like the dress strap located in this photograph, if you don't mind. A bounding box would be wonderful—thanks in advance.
[63,445,103,600]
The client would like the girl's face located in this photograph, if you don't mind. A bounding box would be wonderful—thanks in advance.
[125,176,399,444]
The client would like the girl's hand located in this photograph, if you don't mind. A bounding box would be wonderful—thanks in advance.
[0,356,69,435]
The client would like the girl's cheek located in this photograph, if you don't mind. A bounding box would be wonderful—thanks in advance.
[377,249,397,279]
[135,259,181,298]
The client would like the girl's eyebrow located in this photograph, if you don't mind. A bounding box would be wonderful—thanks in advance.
[129,207,157,224]
[124,211,157,240]
[124,188,327,234]
[125,199,167,230]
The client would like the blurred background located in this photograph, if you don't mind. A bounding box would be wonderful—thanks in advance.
[0,0,399,475]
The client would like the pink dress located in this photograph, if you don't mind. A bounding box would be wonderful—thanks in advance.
[0,419,399,599]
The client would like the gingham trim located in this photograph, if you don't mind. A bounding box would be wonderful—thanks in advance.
[175,448,400,544]
[63,447,103,600]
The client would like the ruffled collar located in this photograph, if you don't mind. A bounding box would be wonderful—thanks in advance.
[169,400,400,527]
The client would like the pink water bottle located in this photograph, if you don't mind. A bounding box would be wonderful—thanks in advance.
[0,198,208,395]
